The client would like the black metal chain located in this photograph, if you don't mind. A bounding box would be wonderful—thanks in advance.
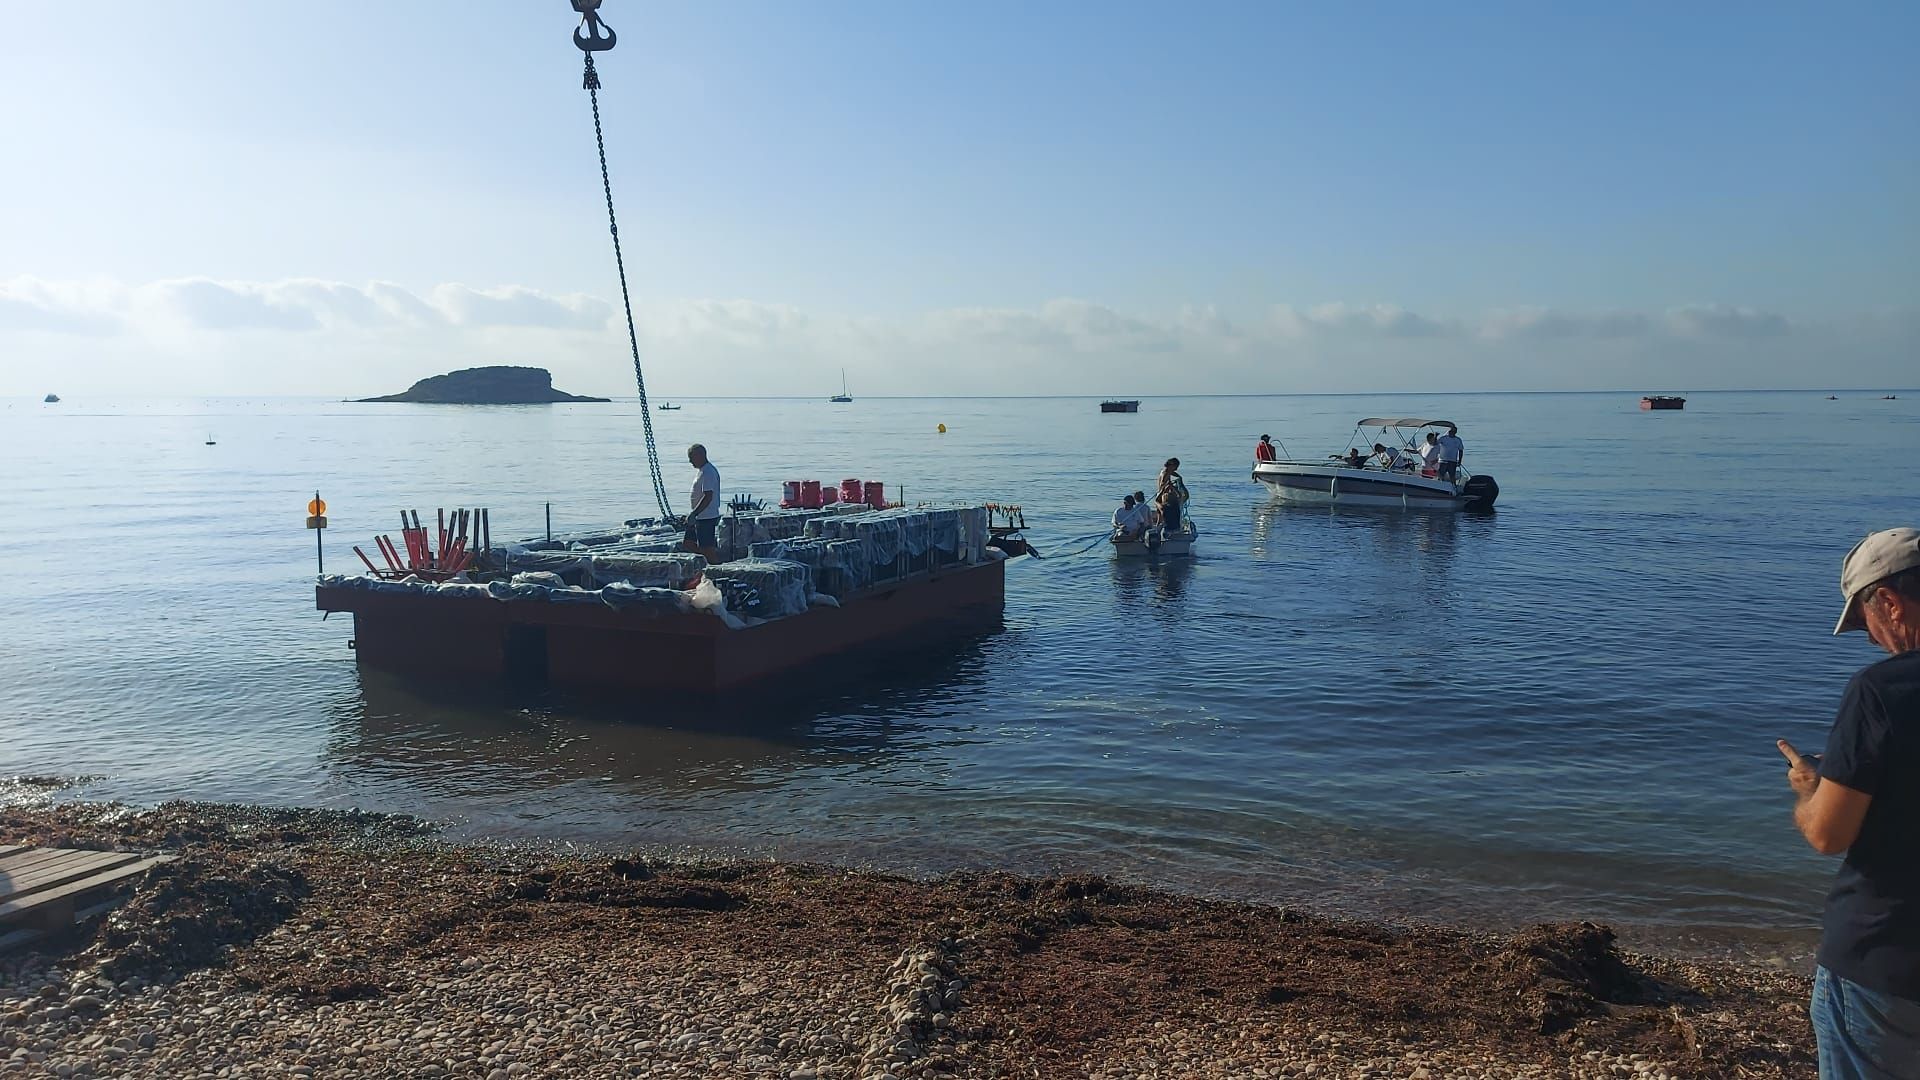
[580,45,677,527]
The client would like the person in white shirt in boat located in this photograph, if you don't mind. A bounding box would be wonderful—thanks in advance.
[1134,490,1156,527]
[1112,494,1148,541]
[1370,443,1412,471]
[1419,433,1442,476]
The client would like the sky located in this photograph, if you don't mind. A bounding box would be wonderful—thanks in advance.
[1,1,1914,397]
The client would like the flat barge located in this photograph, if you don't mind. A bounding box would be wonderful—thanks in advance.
[317,504,1017,693]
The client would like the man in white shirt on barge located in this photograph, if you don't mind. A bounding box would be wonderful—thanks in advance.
[683,443,722,562]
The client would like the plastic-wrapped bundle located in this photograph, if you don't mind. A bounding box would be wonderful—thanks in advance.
[586,553,706,589]
[959,505,989,563]
[826,539,868,594]
[703,558,813,620]
[751,537,861,600]
[718,507,846,562]
[598,581,696,614]
[501,550,705,590]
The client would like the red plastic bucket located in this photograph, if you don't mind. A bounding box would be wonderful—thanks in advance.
[840,478,862,505]
[801,480,824,509]
[821,486,840,504]
[863,481,886,508]
[781,480,802,508]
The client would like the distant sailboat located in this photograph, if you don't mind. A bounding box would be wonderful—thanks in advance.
[830,369,852,403]
[205,434,217,445]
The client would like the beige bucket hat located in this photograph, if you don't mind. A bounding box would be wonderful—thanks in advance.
[1835,527,1920,634]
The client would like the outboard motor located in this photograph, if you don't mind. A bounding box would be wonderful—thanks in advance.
[1461,474,1499,510]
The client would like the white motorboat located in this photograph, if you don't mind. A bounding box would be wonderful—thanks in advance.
[1111,519,1198,558]
[1251,418,1499,511]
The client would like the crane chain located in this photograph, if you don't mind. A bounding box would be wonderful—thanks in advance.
[580,46,677,527]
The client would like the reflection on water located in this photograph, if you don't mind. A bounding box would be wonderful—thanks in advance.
[1109,556,1196,609]
[328,634,1003,808]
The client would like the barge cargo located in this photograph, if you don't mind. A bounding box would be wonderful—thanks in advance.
[317,504,1018,693]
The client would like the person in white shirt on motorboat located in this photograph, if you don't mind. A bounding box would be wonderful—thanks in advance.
[1370,443,1414,471]
[1418,432,1442,476]
[1436,426,1465,482]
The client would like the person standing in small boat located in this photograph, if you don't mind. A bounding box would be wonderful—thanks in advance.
[1157,459,1188,532]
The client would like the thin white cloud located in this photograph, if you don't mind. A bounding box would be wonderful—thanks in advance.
[1,275,1912,396]
[1480,307,1650,340]
[1664,304,1792,340]
[428,284,611,330]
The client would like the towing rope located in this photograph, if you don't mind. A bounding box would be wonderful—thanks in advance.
[573,2,677,526]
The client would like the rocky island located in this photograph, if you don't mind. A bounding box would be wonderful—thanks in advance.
[358,366,609,404]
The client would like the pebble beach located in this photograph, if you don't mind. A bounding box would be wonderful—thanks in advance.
[0,801,1816,1079]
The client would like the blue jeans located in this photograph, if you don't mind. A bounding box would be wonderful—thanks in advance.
[1812,966,1920,1079]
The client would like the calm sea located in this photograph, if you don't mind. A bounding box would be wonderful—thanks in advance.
[2,390,1914,959]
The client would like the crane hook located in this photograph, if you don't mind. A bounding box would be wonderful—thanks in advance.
[572,0,617,52]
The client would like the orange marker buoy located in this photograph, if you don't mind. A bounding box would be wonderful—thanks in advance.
[308,497,327,517]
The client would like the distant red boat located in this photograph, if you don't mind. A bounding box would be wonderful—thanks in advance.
[1640,396,1686,411]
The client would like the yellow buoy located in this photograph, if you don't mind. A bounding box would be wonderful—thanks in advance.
[937,423,947,434]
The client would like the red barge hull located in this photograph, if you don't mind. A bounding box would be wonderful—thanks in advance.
[317,558,1005,693]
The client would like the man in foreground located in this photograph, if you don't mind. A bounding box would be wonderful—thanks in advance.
[1778,526,1920,1078]
[682,443,722,562]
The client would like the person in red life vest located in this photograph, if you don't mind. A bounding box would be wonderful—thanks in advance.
[1254,434,1278,463]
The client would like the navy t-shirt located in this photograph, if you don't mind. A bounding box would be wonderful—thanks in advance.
[1817,649,1920,999]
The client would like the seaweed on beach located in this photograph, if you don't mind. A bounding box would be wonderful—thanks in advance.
[81,854,308,982]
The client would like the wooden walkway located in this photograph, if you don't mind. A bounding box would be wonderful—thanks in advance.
[0,844,171,952]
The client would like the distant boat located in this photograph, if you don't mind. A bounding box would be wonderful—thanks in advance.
[1884,395,1899,400]
[1101,400,1140,413]
[43,394,59,403]
[657,401,681,411]
[1639,395,1686,411]
[205,434,217,445]
[1828,395,1839,400]
[830,369,852,403]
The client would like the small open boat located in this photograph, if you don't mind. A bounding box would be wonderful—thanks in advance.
[657,402,680,411]
[1112,519,1197,558]
[1640,395,1686,410]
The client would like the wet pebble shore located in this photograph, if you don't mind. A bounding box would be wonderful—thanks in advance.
[0,802,1815,1079]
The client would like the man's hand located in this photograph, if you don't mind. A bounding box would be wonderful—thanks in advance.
[1779,738,1872,856]
[1778,739,1820,800]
